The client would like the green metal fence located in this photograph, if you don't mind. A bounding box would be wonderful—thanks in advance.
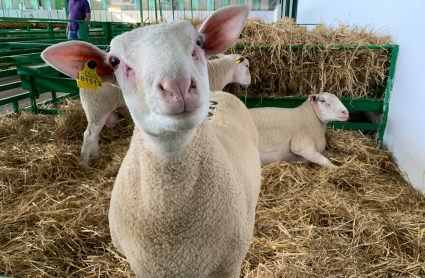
[0,18,143,45]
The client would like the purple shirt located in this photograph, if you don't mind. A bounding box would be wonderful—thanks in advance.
[68,0,91,31]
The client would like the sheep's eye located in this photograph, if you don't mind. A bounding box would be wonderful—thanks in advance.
[110,57,120,68]
[196,38,203,48]
[246,65,249,68]
[320,99,325,103]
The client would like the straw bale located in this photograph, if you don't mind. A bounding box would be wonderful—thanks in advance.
[0,100,424,277]
[225,17,392,98]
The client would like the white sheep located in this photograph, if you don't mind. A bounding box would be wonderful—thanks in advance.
[76,53,251,165]
[208,53,251,91]
[41,5,261,278]
[249,92,349,169]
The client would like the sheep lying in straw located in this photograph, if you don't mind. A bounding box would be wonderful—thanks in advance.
[250,92,349,169]
[75,53,251,166]
[41,5,261,278]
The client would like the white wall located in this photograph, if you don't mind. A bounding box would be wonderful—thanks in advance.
[297,0,425,192]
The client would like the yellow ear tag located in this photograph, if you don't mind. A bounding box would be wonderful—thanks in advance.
[77,60,102,91]
[236,58,241,64]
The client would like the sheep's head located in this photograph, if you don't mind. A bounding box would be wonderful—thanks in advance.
[41,5,249,138]
[308,92,349,123]
[216,53,251,88]
[233,54,251,88]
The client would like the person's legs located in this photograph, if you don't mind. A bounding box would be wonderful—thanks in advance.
[67,30,79,39]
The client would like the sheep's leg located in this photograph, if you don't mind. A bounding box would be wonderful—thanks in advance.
[81,115,109,165]
[293,147,337,169]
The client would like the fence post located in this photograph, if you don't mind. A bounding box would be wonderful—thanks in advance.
[29,76,39,114]
[79,21,89,41]
[12,101,20,114]
[285,0,290,17]
[291,0,298,21]
[65,0,69,19]
[140,0,144,23]
[105,22,113,44]
[47,22,54,40]
[154,0,158,23]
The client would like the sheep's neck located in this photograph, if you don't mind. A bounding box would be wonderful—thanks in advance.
[141,126,197,160]
[207,58,233,91]
[300,101,328,127]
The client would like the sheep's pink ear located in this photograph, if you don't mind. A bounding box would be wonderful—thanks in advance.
[308,94,318,103]
[199,5,249,57]
[41,41,114,81]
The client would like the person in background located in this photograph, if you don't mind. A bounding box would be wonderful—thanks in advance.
[66,0,91,39]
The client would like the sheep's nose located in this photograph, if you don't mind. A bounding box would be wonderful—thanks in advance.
[160,77,191,98]
[342,110,349,115]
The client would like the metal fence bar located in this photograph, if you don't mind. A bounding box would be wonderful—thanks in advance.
[291,0,298,21]
[0,68,17,77]
[0,81,21,91]
[377,44,399,147]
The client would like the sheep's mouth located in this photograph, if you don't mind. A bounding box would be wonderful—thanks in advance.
[338,115,349,121]
[154,106,201,119]
[167,109,198,118]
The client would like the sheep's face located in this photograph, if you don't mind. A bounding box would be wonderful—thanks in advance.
[309,92,349,123]
[233,55,251,88]
[108,21,210,136]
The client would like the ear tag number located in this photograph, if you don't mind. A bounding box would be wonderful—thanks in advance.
[77,60,103,91]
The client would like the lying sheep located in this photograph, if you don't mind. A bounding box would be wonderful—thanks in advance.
[41,5,261,278]
[208,53,251,91]
[250,92,349,169]
[76,53,250,165]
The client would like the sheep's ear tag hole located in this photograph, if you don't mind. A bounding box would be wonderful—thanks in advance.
[77,60,103,91]
[236,58,242,64]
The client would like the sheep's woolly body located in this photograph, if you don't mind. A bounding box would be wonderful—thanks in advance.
[109,91,261,278]
[250,100,327,153]
[80,83,125,124]
[207,57,234,91]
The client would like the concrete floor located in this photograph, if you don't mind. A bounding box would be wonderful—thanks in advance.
[0,74,66,115]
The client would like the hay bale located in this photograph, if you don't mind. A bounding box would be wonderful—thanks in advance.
[226,17,392,99]
[0,100,424,277]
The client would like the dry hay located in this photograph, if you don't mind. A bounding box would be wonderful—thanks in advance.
[1,100,424,278]
[228,17,392,99]
[182,15,392,99]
